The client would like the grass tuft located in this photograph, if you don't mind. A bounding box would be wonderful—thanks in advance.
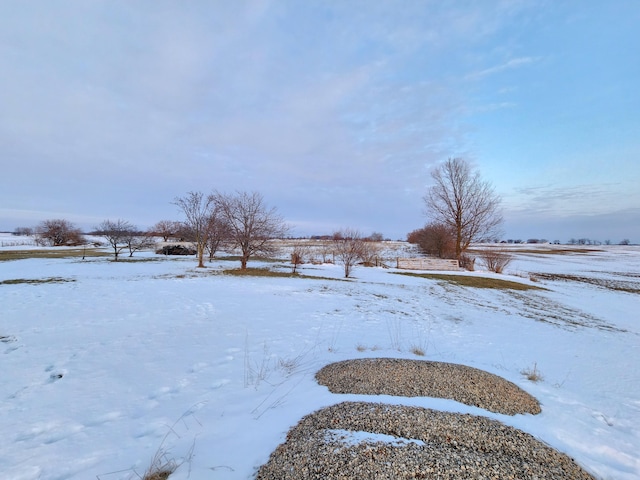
[143,468,174,480]
[410,345,426,356]
[521,362,544,382]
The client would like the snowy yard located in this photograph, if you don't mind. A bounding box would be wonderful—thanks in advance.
[1,238,639,479]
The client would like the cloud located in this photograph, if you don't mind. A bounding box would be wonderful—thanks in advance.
[465,56,540,80]
[3,0,611,240]
[505,183,624,217]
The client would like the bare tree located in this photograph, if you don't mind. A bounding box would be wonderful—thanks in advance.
[95,219,136,261]
[13,227,33,236]
[318,242,334,263]
[173,192,215,268]
[290,244,309,274]
[35,219,84,246]
[360,239,382,267]
[333,228,365,278]
[213,191,288,269]
[205,210,231,262]
[424,158,502,261]
[149,220,183,242]
[125,230,155,257]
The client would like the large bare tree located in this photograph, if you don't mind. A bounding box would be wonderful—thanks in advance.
[213,191,288,269]
[424,158,502,260]
[173,191,215,268]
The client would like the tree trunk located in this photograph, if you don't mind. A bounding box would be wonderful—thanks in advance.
[197,245,205,268]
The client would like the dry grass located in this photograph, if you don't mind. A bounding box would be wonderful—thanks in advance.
[521,363,544,382]
[410,345,426,356]
[223,267,340,281]
[531,272,640,294]
[394,272,544,290]
[224,267,299,278]
[0,248,109,261]
[142,469,174,480]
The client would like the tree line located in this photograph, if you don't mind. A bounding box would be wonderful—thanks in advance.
[11,159,508,274]
[18,158,628,275]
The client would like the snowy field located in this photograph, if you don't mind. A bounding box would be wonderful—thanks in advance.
[1,236,639,479]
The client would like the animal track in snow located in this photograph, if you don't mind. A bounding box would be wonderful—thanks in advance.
[2,334,20,354]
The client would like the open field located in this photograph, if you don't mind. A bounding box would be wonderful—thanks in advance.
[1,237,639,479]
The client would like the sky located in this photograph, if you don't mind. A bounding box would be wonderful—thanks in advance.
[1,1,639,243]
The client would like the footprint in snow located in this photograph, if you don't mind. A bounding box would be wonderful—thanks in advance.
[2,335,20,354]
[45,365,66,382]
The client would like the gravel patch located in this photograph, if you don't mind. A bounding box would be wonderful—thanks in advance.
[256,401,595,479]
[316,358,541,416]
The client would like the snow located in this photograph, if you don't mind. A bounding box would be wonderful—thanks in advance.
[1,238,639,479]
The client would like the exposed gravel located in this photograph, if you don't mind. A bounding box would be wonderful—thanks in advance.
[316,358,541,416]
[256,401,596,479]
[255,360,595,479]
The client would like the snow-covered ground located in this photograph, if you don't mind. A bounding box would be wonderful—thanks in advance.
[1,237,639,479]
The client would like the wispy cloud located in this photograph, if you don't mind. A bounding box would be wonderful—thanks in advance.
[466,56,540,80]
[1,1,637,242]
[505,183,623,218]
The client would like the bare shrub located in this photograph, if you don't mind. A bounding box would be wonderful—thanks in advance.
[411,345,426,356]
[333,229,365,278]
[290,244,309,273]
[360,239,382,266]
[407,222,456,259]
[35,219,84,246]
[479,248,512,273]
[318,242,334,263]
[521,363,544,382]
[459,253,475,271]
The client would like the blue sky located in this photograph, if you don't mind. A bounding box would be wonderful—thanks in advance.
[1,1,638,242]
